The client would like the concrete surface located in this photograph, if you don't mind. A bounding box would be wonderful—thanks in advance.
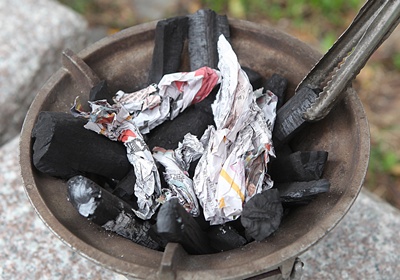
[0,0,88,145]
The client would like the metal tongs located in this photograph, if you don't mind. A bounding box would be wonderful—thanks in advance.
[299,0,400,122]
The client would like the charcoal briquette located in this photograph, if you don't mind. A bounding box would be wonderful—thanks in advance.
[146,87,217,150]
[264,73,288,110]
[32,111,131,180]
[242,66,264,90]
[188,9,230,70]
[67,175,162,250]
[276,179,331,204]
[241,189,283,242]
[148,16,189,84]
[273,85,318,148]
[207,224,247,252]
[269,150,328,183]
[156,198,215,255]
[112,168,138,208]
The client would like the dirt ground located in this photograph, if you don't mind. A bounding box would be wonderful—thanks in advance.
[59,0,400,209]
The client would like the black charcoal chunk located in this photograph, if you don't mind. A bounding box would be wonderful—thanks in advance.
[264,73,288,110]
[276,179,331,204]
[207,224,247,252]
[226,219,247,240]
[148,16,189,84]
[188,158,200,179]
[146,87,217,150]
[188,9,230,70]
[273,143,293,158]
[86,174,117,193]
[269,151,328,183]
[241,189,283,241]
[282,196,317,208]
[242,67,264,90]
[32,111,130,180]
[67,175,161,250]
[89,80,114,104]
[156,198,214,255]
[112,168,138,208]
[273,85,318,148]
[193,209,211,231]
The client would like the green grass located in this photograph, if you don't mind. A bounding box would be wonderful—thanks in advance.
[199,0,364,52]
[58,0,94,14]
[367,125,400,190]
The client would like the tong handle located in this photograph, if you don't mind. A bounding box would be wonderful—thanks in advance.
[302,0,400,121]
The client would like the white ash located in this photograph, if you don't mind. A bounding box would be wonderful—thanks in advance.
[67,175,101,217]
[102,211,148,240]
[102,211,160,249]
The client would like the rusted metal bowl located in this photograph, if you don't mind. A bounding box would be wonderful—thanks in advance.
[20,19,370,279]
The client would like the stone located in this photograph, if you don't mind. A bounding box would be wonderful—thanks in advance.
[0,0,89,145]
[300,190,400,278]
[0,136,121,279]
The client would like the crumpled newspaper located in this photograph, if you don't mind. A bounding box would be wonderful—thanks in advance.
[71,35,277,224]
[152,133,205,217]
[193,35,278,225]
[115,66,220,134]
[72,66,221,220]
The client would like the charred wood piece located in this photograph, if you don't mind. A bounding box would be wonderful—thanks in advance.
[275,179,331,205]
[156,198,214,255]
[67,175,162,250]
[188,9,230,70]
[240,189,283,241]
[32,111,131,180]
[148,16,189,84]
[264,73,288,110]
[269,151,328,183]
[273,85,319,148]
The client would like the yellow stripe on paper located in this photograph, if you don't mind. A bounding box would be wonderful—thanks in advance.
[220,168,245,202]
[219,197,226,209]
